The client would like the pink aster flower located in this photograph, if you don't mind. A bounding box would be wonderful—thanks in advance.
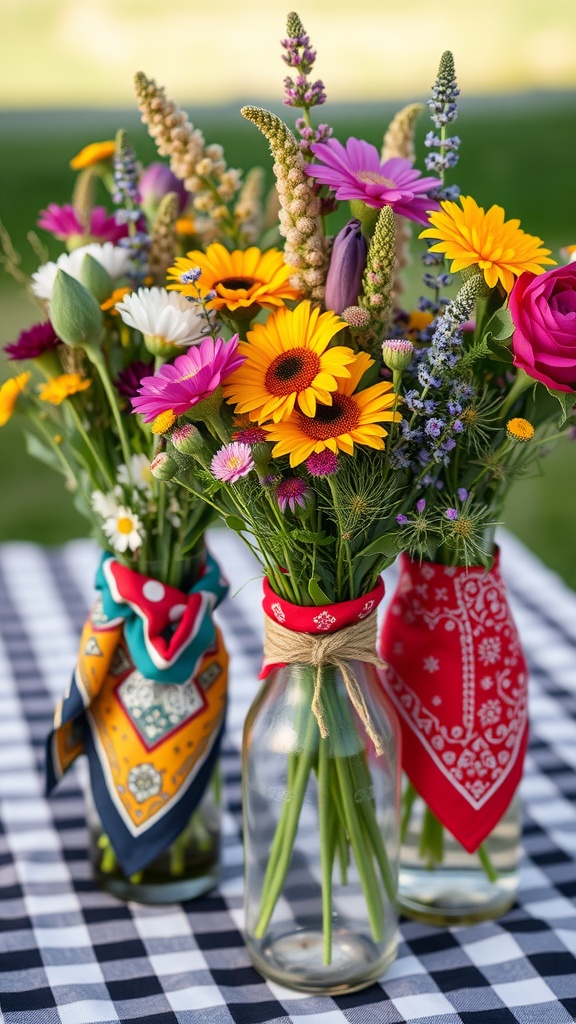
[4,321,60,360]
[37,204,127,244]
[276,477,310,514]
[307,138,442,224]
[211,442,254,483]
[131,335,244,422]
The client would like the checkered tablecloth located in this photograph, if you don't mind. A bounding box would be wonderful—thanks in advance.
[0,530,575,1024]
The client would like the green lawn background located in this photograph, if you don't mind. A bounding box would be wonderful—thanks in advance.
[1,96,575,586]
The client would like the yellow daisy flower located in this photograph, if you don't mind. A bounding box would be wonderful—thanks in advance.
[39,374,91,405]
[262,352,401,467]
[223,301,355,423]
[419,195,556,293]
[101,286,131,313]
[167,244,300,313]
[0,372,30,427]
[69,141,115,170]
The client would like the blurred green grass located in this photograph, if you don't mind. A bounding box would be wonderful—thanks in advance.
[1,97,575,585]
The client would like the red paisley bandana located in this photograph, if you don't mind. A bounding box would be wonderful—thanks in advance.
[379,551,528,853]
[260,577,385,678]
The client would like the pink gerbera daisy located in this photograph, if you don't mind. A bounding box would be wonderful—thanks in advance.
[131,335,244,422]
[306,138,441,224]
[37,204,127,244]
[211,442,254,483]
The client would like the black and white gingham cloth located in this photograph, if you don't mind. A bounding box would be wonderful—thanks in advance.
[0,530,575,1024]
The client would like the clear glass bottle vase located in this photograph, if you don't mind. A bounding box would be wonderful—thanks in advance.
[86,767,221,904]
[398,782,521,925]
[243,660,401,995]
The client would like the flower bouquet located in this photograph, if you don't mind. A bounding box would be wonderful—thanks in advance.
[123,11,492,992]
[0,131,233,901]
[372,58,576,921]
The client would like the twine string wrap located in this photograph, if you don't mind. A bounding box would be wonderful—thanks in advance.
[262,610,389,755]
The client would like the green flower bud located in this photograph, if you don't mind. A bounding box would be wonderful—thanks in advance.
[79,253,114,304]
[171,422,208,458]
[150,451,178,480]
[382,339,414,371]
[50,270,103,350]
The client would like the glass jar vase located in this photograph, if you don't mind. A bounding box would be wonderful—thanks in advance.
[379,550,528,925]
[86,768,221,904]
[243,660,401,995]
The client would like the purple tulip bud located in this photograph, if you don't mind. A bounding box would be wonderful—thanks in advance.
[324,219,367,314]
[138,162,188,217]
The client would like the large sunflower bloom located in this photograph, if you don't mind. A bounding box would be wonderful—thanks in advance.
[262,352,401,467]
[419,195,555,293]
[167,244,300,313]
[223,301,355,423]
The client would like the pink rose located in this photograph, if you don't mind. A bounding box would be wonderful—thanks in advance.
[509,264,576,393]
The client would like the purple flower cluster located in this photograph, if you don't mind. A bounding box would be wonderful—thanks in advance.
[113,135,150,288]
[295,117,332,157]
[425,51,461,203]
[281,15,326,111]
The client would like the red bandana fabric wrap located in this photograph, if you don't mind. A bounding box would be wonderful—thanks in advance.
[260,577,385,678]
[379,551,528,853]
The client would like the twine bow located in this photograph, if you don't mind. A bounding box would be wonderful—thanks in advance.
[262,611,389,755]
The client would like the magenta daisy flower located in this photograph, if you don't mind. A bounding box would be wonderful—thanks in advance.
[4,321,60,360]
[305,450,339,477]
[307,138,442,224]
[114,360,154,399]
[276,477,310,514]
[131,335,244,422]
[211,442,254,483]
[37,204,127,244]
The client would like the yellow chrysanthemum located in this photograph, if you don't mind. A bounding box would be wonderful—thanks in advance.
[223,301,355,423]
[69,140,115,170]
[101,286,131,313]
[39,374,91,405]
[262,352,401,467]
[506,417,535,442]
[151,410,176,434]
[175,216,196,236]
[167,244,300,313]
[419,195,556,293]
[0,372,30,427]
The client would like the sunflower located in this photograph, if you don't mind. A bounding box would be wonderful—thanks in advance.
[167,244,300,313]
[262,351,401,467]
[419,195,555,292]
[223,301,355,423]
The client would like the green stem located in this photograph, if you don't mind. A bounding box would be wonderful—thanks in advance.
[254,701,319,938]
[318,733,333,965]
[89,351,134,480]
[400,781,418,844]
[477,842,498,882]
[66,398,115,488]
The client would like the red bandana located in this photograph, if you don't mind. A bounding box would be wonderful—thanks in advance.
[260,577,385,678]
[379,551,528,853]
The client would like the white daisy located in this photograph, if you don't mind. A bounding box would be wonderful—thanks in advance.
[115,287,210,347]
[91,489,120,519]
[117,454,153,495]
[102,506,144,553]
[31,243,132,300]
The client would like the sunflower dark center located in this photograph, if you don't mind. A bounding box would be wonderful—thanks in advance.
[265,347,320,396]
[216,276,257,291]
[298,394,360,440]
